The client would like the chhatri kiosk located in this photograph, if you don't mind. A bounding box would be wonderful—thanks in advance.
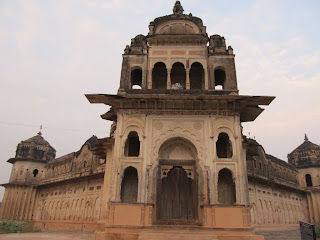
[86,1,273,239]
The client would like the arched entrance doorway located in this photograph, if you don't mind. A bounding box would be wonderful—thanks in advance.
[156,138,198,224]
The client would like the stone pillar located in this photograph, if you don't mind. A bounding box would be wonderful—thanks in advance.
[99,149,113,221]
[142,70,146,89]
[147,69,152,89]
[311,193,320,223]
[167,68,171,89]
[307,194,314,223]
[204,68,209,90]
[186,68,190,89]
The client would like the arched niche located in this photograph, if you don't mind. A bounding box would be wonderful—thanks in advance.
[171,62,186,89]
[190,62,204,90]
[121,167,138,203]
[124,131,140,157]
[159,137,197,161]
[130,68,142,89]
[214,68,226,90]
[152,62,167,89]
[218,168,236,205]
[305,174,313,187]
[155,20,201,35]
[156,137,199,222]
[216,132,233,158]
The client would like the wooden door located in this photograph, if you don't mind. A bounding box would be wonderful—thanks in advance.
[160,166,193,219]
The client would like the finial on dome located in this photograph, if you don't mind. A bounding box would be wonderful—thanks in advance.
[38,125,42,136]
[173,1,184,15]
[304,134,309,141]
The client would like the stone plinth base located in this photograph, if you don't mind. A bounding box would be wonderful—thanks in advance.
[94,226,264,240]
[32,220,104,232]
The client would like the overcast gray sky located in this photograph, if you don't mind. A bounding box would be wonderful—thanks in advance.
[1,0,319,201]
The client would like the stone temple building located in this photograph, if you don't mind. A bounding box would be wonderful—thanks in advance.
[0,2,319,239]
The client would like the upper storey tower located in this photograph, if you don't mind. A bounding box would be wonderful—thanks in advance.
[7,132,56,184]
[119,1,237,94]
[87,1,274,123]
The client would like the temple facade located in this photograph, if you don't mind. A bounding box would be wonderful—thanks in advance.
[0,2,319,239]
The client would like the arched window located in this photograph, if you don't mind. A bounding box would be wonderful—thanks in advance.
[131,68,142,89]
[214,69,226,90]
[305,174,313,187]
[218,168,236,204]
[121,167,138,203]
[124,131,140,157]
[216,133,233,158]
[33,169,39,177]
[190,62,204,89]
[152,62,167,89]
[171,62,186,89]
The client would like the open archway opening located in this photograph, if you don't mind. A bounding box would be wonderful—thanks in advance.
[190,62,204,89]
[305,174,313,187]
[171,62,186,89]
[124,131,140,157]
[215,69,226,90]
[216,133,233,158]
[218,168,236,204]
[152,62,167,89]
[131,68,142,89]
[156,137,198,222]
[33,169,39,177]
[121,167,138,203]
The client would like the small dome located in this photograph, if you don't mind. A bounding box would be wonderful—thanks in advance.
[288,135,320,167]
[21,132,53,147]
[10,132,56,163]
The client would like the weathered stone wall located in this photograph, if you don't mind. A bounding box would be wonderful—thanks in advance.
[297,167,320,188]
[0,185,37,221]
[248,181,308,226]
[9,161,46,183]
[33,176,104,227]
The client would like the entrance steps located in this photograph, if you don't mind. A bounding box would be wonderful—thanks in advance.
[138,231,218,240]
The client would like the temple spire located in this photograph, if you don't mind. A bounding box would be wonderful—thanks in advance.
[304,133,309,141]
[173,1,184,15]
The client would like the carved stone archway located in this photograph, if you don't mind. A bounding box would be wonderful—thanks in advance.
[155,137,198,224]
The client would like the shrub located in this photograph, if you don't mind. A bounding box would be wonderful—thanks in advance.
[315,224,320,238]
[0,220,40,234]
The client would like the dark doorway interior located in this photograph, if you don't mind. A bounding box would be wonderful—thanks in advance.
[218,168,236,204]
[124,131,140,157]
[121,167,138,203]
[305,174,313,187]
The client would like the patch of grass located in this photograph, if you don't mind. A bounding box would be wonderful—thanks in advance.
[315,224,320,238]
[0,220,40,234]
